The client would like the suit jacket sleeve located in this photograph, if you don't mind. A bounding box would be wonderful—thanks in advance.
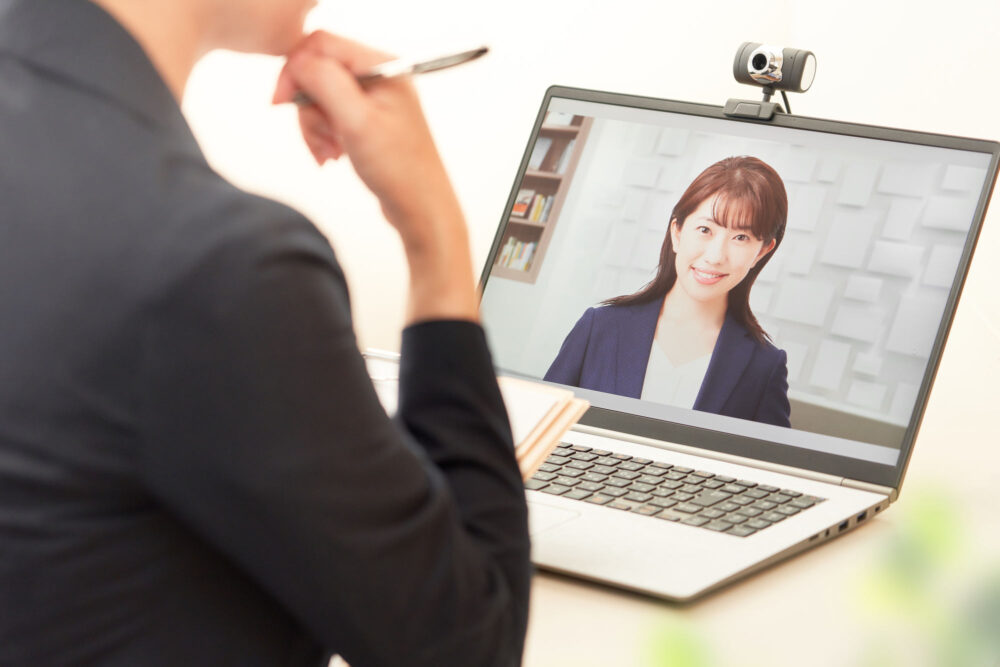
[543,307,597,386]
[755,348,792,428]
[137,208,529,667]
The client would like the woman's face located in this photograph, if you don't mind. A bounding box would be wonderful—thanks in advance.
[670,194,775,305]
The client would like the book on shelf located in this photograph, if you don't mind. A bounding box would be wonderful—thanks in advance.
[496,236,536,271]
[363,351,590,481]
[528,193,546,222]
[527,136,553,170]
[512,188,535,217]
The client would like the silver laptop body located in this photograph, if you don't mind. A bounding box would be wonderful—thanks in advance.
[478,86,999,601]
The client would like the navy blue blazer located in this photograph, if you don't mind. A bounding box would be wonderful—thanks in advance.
[544,299,791,427]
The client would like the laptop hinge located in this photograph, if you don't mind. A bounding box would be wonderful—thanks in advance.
[842,479,897,502]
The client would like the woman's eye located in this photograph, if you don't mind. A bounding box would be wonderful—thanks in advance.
[696,226,711,234]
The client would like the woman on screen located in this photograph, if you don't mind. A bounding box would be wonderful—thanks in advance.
[544,156,791,427]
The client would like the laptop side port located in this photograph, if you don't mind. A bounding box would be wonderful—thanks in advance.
[838,520,849,533]
[857,511,868,522]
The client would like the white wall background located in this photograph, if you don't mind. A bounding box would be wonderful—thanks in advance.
[180,0,1000,360]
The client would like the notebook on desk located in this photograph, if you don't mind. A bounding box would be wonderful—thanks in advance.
[477,86,999,601]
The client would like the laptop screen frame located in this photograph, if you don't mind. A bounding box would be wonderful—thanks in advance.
[479,85,1000,490]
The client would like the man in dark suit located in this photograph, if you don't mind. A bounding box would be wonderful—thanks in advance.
[0,1,529,665]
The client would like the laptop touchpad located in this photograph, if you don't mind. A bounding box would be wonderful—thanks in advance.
[527,501,580,537]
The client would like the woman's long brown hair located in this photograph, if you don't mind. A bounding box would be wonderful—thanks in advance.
[603,156,788,344]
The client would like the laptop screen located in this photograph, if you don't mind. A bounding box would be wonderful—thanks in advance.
[480,87,998,487]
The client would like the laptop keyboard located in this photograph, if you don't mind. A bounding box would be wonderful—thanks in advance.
[526,444,825,537]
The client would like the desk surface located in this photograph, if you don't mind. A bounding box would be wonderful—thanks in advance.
[522,297,1000,666]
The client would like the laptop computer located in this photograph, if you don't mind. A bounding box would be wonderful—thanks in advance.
[478,86,999,601]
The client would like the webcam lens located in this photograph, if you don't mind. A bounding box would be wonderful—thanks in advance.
[751,53,768,71]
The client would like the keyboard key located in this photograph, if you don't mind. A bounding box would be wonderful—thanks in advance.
[730,496,754,506]
[745,518,771,530]
[682,516,710,527]
[735,479,757,487]
[633,457,653,465]
[629,482,656,494]
[761,511,787,523]
[672,466,694,474]
[552,448,573,457]
[692,470,715,478]
[595,456,621,467]
[644,466,671,476]
[661,480,684,490]
[802,495,825,504]
[715,475,736,483]
[736,507,762,518]
[592,449,611,456]
[702,480,725,489]
[752,500,777,511]
[612,470,641,480]
[602,487,628,498]
[558,468,584,478]
[547,455,571,466]
[724,513,748,524]
[568,444,591,452]
[608,499,643,512]
[664,471,687,481]
[727,525,756,537]
[699,508,725,519]
[577,481,605,492]
[683,475,707,485]
[525,479,548,491]
[538,463,559,473]
[654,513,681,522]
[768,493,793,505]
[673,503,701,514]
[591,465,617,476]
[584,494,613,505]
[625,492,653,503]
[618,461,645,472]
[564,489,593,501]
[650,498,678,509]
[717,501,740,513]
[612,453,633,461]
[672,492,695,502]
[566,461,594,471]
[541,484,571,496]
[637,474,663,485]
[706,520,734,532]
[681,484,703,494]
[690,490,733,507]
[532,471,557,482]
[780,489,802,497]
[775,505,800,516]
[790,497,816,509]
[650,488,675,498]
[721,484,746,494]
[570,452,599,462]
[605,477,632,488]
[758,484,780,492]
[581,472,608,484]
[745,489,769,499]
[554,476,581,487]
[634,504,662,516]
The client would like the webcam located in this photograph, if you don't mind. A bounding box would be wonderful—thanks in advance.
[733,42,817,93]
[725,42,817,120]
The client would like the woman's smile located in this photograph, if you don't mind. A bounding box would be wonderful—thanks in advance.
[690,266,728,285]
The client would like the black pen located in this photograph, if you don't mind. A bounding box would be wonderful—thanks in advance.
[292,46,488,106]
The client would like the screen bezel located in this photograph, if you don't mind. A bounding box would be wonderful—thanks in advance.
[479,85,1000,490]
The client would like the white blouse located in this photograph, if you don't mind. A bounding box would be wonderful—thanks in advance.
[639,343,711,409]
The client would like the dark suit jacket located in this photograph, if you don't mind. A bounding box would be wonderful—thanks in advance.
[0,1,529,665]
[544,299,791,427]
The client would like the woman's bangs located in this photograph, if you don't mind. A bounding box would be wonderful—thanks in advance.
[711,190,771,240]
